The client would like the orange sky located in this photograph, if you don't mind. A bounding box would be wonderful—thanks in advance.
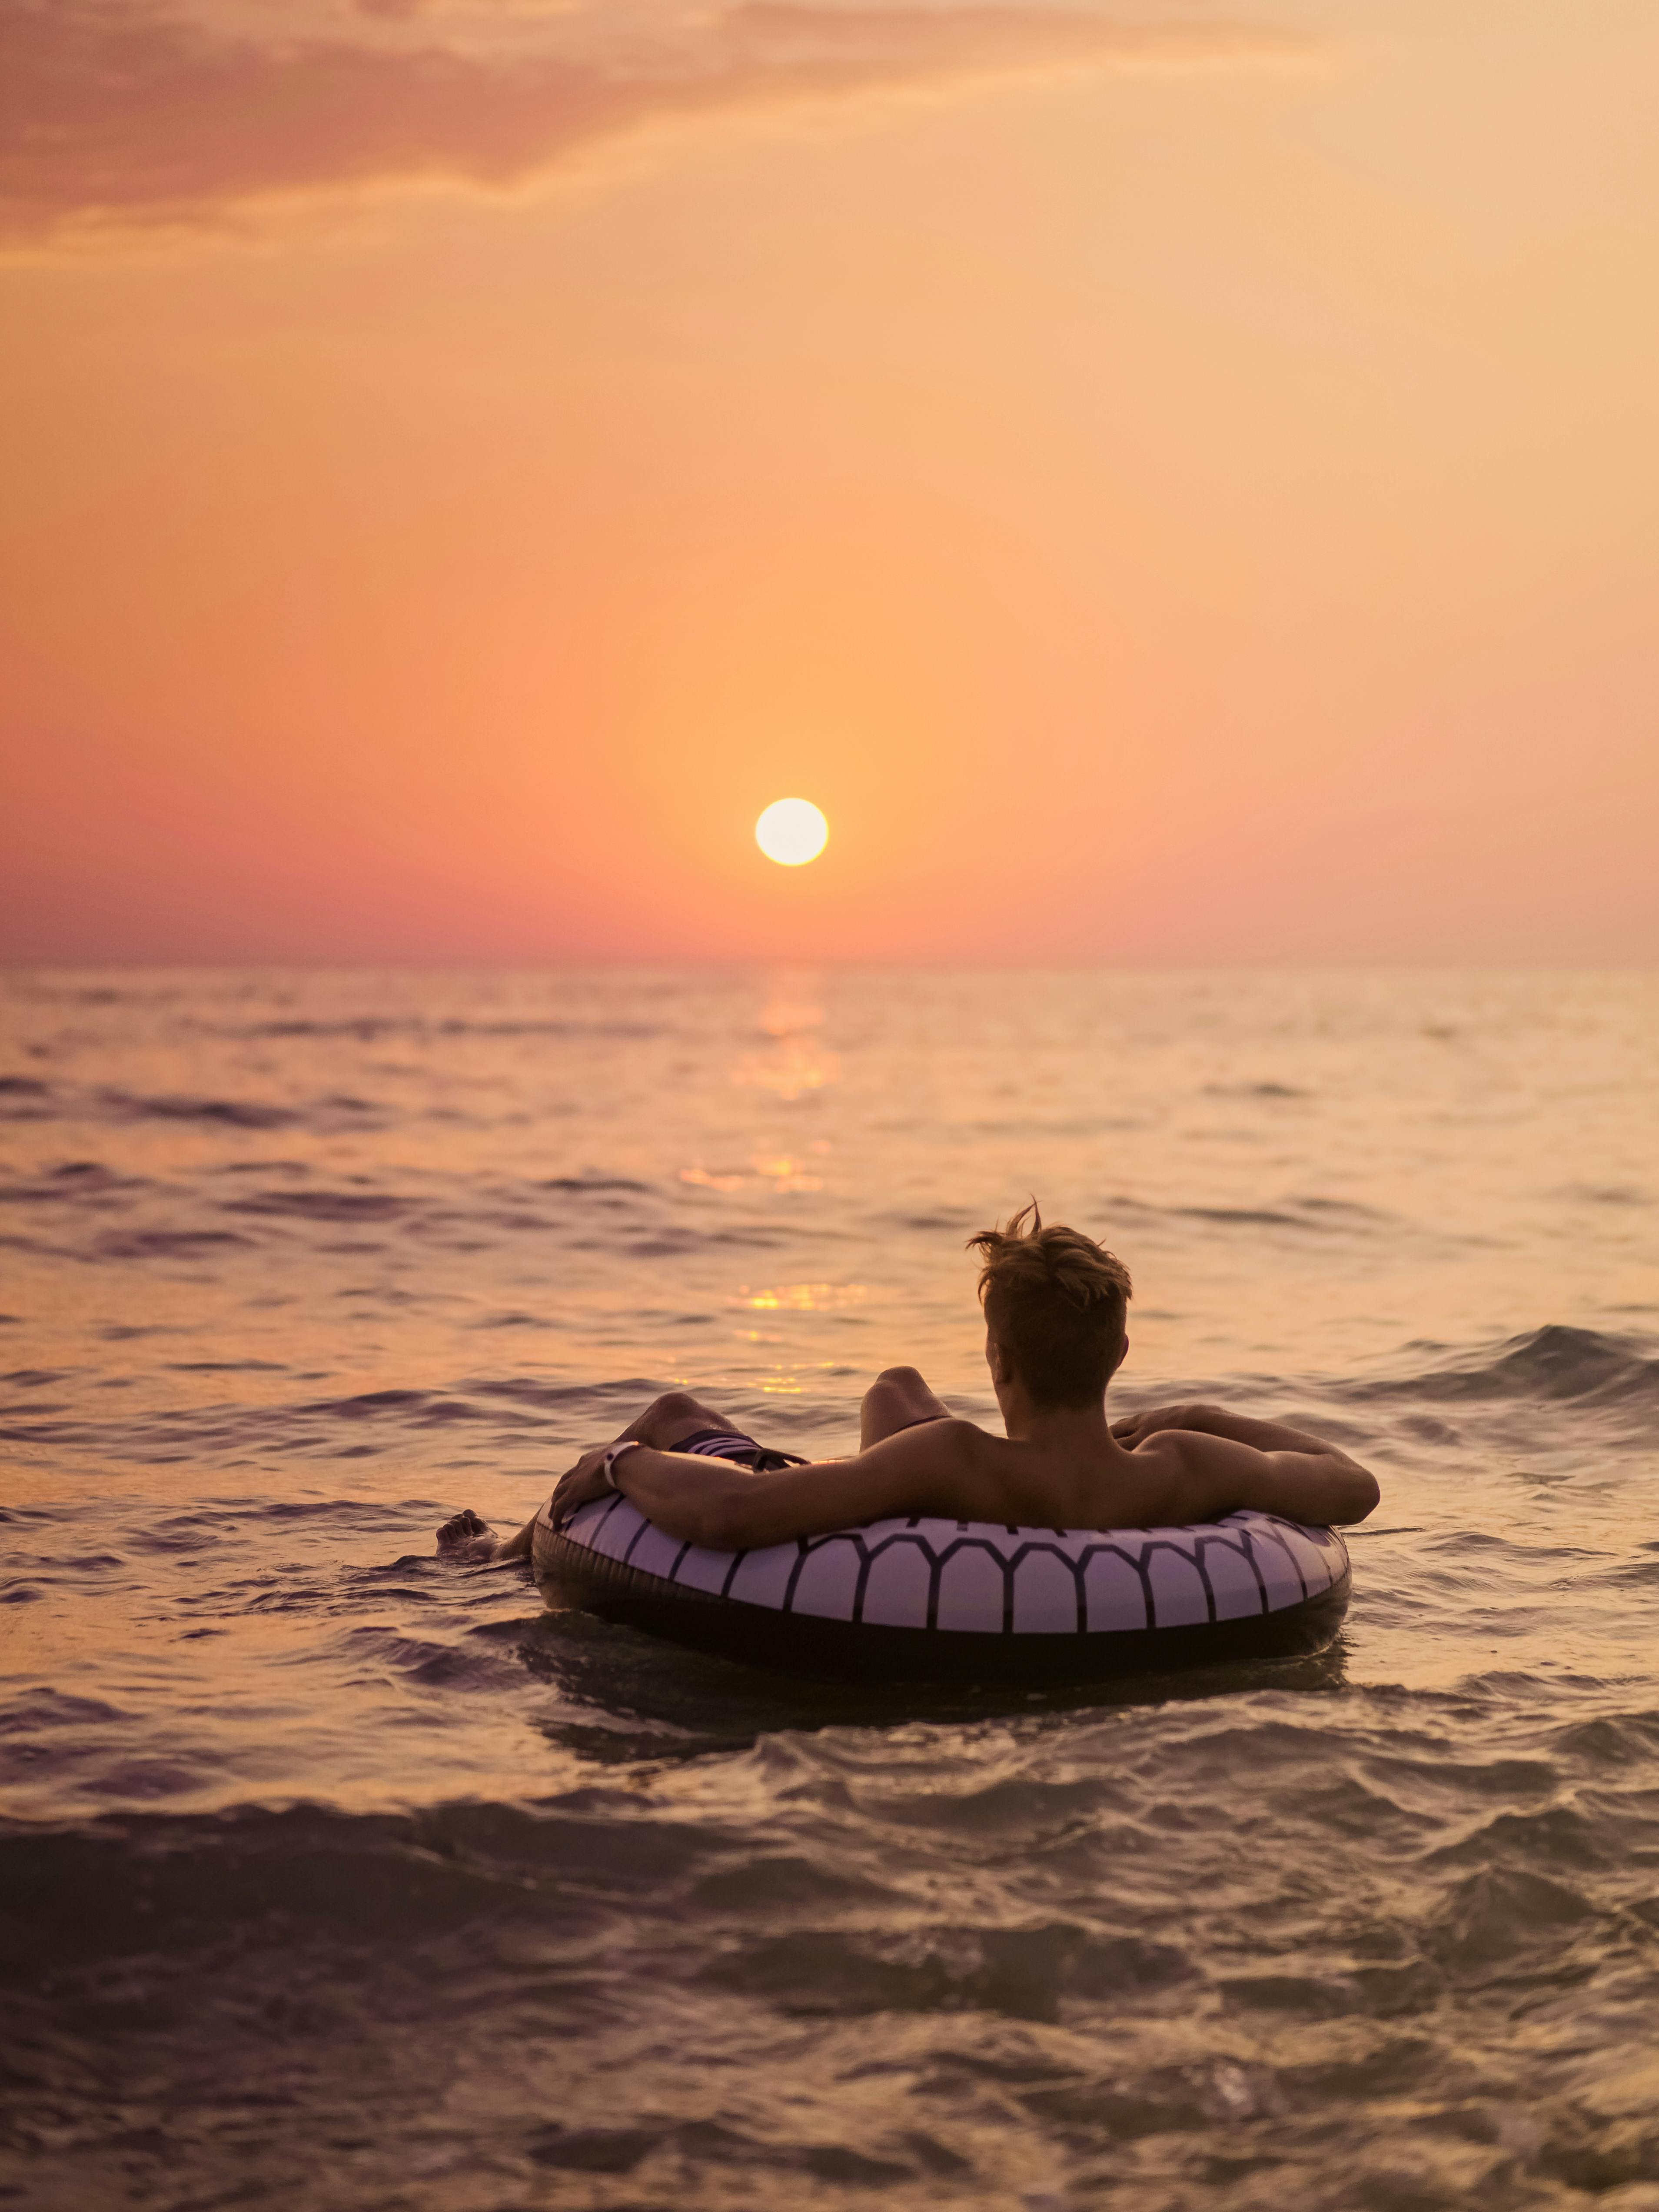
[3,0,1658,964]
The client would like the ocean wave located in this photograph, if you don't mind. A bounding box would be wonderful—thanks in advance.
[1342,1324,1659,1409]
[533,1175,654,1195]
[700,1922,1196,2022]
[210,1018,668,1041]
[1557,1182,1653,1208]
[0,1086,391,1132]
[1101,1192,1396,1236]
[0,1163,147,1204]
[100,1090,302,1129]
[460,1376,660,1410]
[94,1227,253,1260]
[295,1387,540,1428]
[220,1189,413,1222]
[0,1074,53,1121]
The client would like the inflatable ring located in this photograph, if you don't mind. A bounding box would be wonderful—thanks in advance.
[534,1495,1350,1683]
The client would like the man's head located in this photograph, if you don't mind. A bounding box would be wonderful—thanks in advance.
[967,1202,1132,1411]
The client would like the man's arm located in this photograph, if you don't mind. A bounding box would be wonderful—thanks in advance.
[436,1422,982,1564]
[1112,1402,1380,1526]
[560,1421,989,1550]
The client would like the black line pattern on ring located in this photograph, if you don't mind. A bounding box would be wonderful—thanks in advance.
[568,1504,1339,1637]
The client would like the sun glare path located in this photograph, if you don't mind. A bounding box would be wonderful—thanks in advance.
[755,798,828,866]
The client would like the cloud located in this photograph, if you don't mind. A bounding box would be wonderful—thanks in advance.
[0,0,1306,248]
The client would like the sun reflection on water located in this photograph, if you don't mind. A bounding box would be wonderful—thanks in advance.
[736,1284,869,1312]
[733,979,839,1099]
[679,1153,826,1194]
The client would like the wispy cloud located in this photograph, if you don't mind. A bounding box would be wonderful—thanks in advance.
[0,0,1307,248]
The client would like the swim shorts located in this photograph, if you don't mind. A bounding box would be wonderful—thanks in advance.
[674,1426,809,1474]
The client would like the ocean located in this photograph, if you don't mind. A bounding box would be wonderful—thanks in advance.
[4,966,1659,2209]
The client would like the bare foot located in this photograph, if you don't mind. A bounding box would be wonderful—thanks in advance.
[436,1509,501,1563]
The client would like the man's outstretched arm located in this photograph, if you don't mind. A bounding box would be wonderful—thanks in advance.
[435,1422,980,1564]
[1111,1402,1380,1526]
[550,1421,987,1551]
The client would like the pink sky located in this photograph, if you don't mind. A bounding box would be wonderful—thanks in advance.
[3,0,1657,964]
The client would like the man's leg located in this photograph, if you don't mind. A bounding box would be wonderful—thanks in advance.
[860,1365,951,1450]
[436,1392,751,1561]
[612,1390,750,1452]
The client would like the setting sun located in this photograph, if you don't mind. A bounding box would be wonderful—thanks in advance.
[755,798,828,868]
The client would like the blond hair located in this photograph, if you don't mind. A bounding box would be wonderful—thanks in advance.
[967,1202,1132,1409]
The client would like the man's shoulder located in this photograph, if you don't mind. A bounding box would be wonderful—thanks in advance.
[1128,1425,1245,1473]
[1120,1426,1263,1522]
[882,1415,990,1461]
[1126,1426,1198,1462]
[864,1416,1001,1489]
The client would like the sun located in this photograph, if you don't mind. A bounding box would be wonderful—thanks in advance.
[755,798,828,867]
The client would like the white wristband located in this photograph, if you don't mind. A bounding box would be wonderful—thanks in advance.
[601,1440,645,1492]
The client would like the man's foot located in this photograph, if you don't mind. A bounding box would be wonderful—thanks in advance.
[436,1509,501,1563]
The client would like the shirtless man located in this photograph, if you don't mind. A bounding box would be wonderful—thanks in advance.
[437,1204,1378,1563]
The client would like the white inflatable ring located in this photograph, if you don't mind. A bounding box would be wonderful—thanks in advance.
[534,1496,1350,1683]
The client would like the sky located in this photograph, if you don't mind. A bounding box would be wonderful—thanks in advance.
[3,0,1657,965]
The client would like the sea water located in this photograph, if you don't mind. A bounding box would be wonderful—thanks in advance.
[3,967,1659,2209]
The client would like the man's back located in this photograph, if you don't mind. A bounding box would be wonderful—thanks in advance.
[918,1405,1377,1533]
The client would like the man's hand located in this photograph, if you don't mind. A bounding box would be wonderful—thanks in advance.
[550,1446,614,1527]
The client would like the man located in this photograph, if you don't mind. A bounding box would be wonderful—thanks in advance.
[437,1204,1379,1563]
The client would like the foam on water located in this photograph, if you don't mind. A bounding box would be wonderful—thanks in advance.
[4,967,1659,2208]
